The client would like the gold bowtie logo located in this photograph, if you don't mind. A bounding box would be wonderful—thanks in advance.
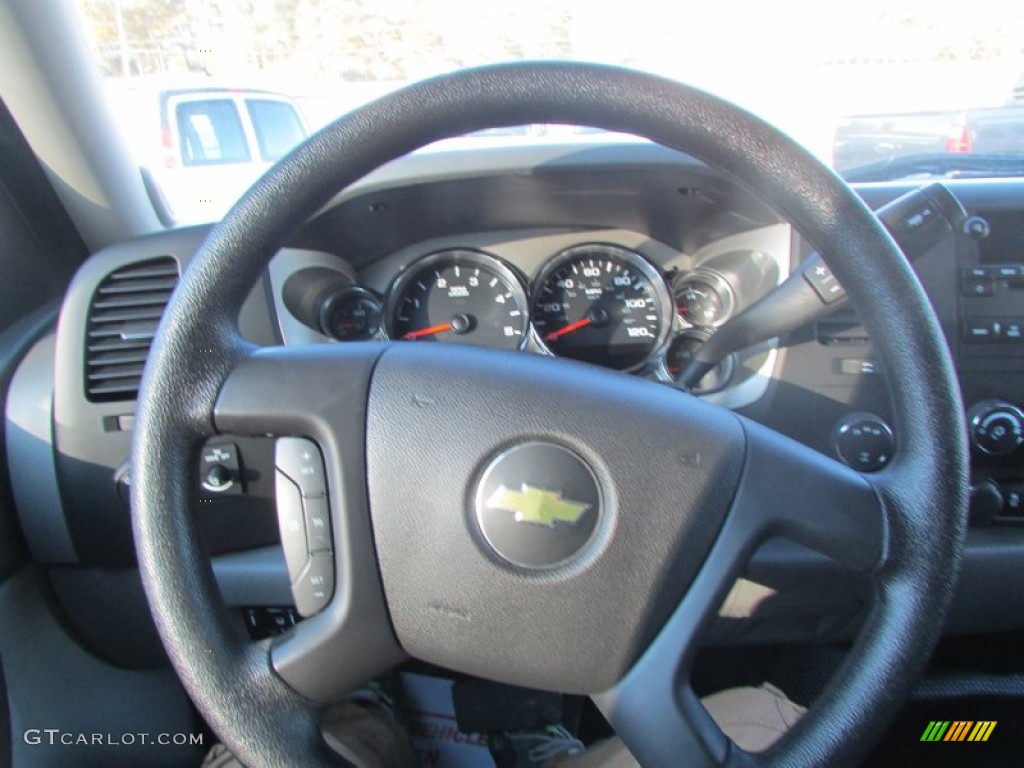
[486,484,589,527]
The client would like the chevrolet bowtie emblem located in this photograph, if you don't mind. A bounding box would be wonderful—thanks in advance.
[486,484,589,527]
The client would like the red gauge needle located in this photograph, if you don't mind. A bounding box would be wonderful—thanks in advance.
[402,322,452,340]
[544,317,592,341]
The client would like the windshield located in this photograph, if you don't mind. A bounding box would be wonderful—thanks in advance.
[75,0,1024,224]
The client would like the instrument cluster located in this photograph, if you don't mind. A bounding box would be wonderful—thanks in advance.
[282,240,751,393]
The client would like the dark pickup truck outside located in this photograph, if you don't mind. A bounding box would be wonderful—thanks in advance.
[834,104,1024,173]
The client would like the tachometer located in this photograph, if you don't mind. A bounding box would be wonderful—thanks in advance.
[531,244,672,370]
[386,249,529,350]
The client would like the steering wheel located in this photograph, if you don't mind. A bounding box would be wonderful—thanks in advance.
[132,62,968,767]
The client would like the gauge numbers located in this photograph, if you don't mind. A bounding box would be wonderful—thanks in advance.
[386,250,529,350]
[531,244,672,371]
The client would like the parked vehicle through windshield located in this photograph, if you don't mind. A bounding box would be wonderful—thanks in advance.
[75,0,1024,222]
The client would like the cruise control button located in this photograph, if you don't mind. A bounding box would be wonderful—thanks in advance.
[275,471,310,581]
[203,464,233,492]
[292,552,334,617]
[303,495,332,552]
[275,437,326,497]
[200,443,243,495]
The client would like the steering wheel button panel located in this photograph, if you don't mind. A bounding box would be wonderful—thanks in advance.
[274,439,335,616]
[303,495,332,552]
[832,412,895,472]
[292,551,335,617]
[274,470,311,580]
[275,436,327,497]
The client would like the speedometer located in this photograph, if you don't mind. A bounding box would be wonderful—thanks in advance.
[531,244,672,371]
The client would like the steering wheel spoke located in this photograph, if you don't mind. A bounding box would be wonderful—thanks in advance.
[594,415,887,767]
[596,678,730,768]
[211,343,405,703]
[592,509,746,768]
[213,343,382,438]
[731,418,887,574]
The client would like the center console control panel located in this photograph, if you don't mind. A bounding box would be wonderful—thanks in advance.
[960,265,1024,344]
[957,246,1024,524]
[817,206,1024,529]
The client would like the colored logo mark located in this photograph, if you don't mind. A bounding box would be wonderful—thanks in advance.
[920,721,996,742]
[486,484,589,527]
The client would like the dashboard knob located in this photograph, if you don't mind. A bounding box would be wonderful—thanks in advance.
[967,400,1024,457]
[832,412,895,472]
[963,215,991,240]
[203,464,233,492]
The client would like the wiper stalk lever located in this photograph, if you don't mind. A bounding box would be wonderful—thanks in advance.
[677,183,967,389]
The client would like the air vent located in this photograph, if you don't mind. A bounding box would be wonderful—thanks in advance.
[84,256,180,402]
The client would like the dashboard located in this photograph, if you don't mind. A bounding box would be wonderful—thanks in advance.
[7,140,1024,653]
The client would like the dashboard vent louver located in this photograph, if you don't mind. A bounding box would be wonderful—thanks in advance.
[84,256,180,402]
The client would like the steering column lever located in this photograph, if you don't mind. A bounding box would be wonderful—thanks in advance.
[678,182,967,388]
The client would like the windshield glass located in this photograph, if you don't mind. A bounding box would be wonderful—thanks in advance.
[75,0,1024,224]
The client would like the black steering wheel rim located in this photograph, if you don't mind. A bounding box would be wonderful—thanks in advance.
[132,62,968,767]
